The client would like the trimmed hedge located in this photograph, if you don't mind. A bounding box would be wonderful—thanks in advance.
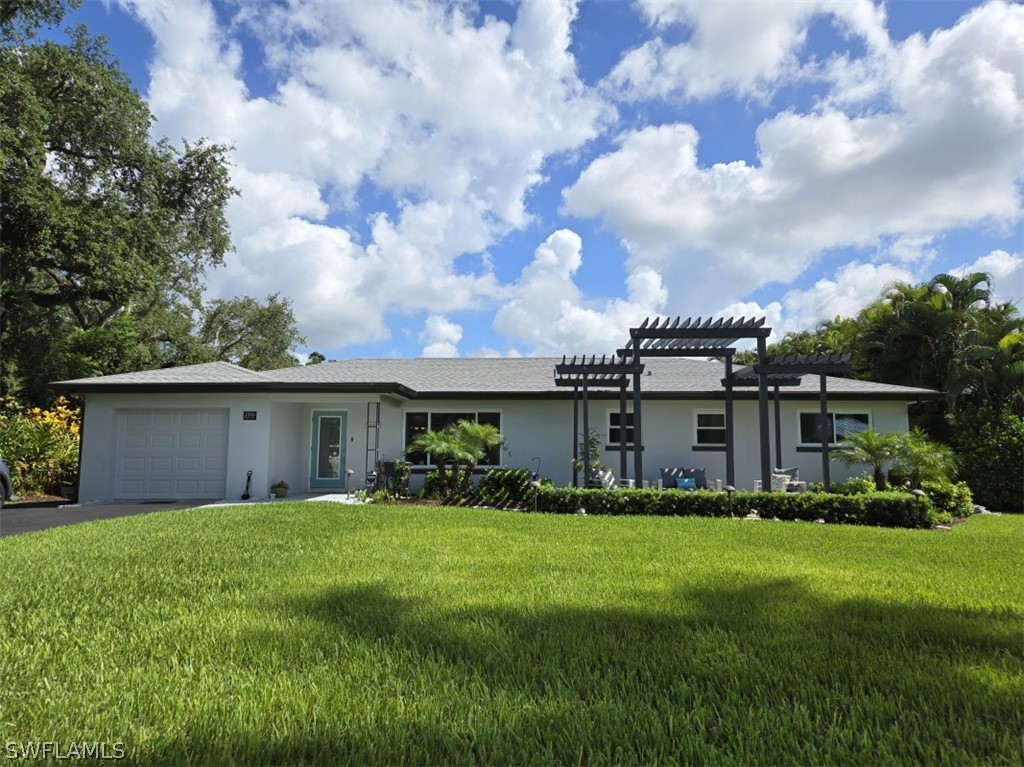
[533,487,943,528]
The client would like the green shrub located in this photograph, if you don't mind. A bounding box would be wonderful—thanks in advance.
[954,403,1024,513]
[809,473,876,495]
[477,467,550,508]
[420,470,443,499]
[0,401,80,495]
[918,480,973,519]
[392,461,411,497]
[532,487,940,528]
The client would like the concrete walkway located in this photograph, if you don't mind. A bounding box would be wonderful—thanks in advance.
[0,493,364,538]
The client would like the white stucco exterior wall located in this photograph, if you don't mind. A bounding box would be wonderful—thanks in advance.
[76,390,916,502]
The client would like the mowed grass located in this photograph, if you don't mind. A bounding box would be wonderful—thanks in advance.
[0,505,1021,766]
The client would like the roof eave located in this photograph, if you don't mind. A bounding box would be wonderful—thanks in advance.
[51,381,419,398]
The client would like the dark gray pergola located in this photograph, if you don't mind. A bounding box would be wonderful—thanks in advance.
[554,355,642,487]
[739,352,852,491]
[617,316,772,489]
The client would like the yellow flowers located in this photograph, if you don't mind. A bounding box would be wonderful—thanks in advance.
[0,397,81,494]
[25,397,81,436]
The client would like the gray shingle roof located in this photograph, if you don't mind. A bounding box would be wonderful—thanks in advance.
[52,361,272,386]
[53,357,941,399]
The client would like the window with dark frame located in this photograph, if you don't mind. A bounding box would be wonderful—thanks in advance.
[695,411,726,445]
[608,411,634,446]
[799,412,870,445]
[403,411,503,466]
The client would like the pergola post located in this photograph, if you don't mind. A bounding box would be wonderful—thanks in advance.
[773,385,783,470]
[724,352,735,486]
[572,384,579,488]
[618,385,628,482]
[756,337,772,492]
[632,366,643,484]
[820,373,831,491]
[582,376,590,485]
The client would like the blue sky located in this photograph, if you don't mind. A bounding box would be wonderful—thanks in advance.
[63,0,1022,360]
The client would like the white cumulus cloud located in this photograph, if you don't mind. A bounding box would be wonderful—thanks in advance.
[565,1,1023,321]
[420,315,463,358]
[493,230,668,354]
[121,0,611,351]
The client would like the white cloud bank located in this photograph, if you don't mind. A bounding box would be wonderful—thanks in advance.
[118,0,1021,357]
[123,0,610,351]
[566,0,1023,334]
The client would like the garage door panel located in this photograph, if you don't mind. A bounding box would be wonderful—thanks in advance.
[123,433,148,450]
[150,456,174,472]
[152,412,177,428]
[178,434,202,449]
[115,409,229,500]
[177,456,199,471]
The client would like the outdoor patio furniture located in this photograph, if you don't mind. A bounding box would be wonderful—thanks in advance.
[659,467,708,490]
[587,469,617,490]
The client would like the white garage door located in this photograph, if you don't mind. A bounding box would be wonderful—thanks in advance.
[115,409,229,500]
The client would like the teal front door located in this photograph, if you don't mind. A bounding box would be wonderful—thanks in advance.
[310,410,347,489]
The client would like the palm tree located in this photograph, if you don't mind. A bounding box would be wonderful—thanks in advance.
[833,428,900,491]
[406,426,463,498]
[451,420,505,495]
[406,419,504,499]
[893,428,958,489]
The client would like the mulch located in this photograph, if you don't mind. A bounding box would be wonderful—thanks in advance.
[4,494,67,509]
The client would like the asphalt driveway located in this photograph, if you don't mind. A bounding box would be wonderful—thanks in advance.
[0,500,211,538]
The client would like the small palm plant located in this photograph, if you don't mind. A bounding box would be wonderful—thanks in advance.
[833,428,899,491]
[893,428,958,489]
[406,420,504,499]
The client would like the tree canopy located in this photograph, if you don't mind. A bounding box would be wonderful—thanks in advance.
[0,2,303,404]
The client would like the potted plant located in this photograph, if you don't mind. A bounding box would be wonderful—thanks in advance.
[270,480,289,498]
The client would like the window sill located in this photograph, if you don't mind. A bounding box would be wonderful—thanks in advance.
[692,445,726,452]
[796,445,836,453]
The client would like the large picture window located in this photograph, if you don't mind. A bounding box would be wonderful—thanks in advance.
[404,411,502,466]
[799,411,870,445]
[607,411,634,446]
[694,411,726,446]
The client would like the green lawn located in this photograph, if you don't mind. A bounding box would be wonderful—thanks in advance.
[1,505,1021,765]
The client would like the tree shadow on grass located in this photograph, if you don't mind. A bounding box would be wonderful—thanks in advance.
[143,578,1022,766]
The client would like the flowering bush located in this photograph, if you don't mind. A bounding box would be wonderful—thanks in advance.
[0,397,81,495]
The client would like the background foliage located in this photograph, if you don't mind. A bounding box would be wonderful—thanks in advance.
[736,272,1022,510]
[0,1,303,406]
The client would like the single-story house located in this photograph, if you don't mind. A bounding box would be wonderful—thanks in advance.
[52,357,940,503]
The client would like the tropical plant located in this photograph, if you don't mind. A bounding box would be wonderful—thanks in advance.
[953,402,1023,513]
[833,429,900,491]
[0,396,80,494]
[406,420,504,499]
[892,428,958,489]
[570,428,608,482]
